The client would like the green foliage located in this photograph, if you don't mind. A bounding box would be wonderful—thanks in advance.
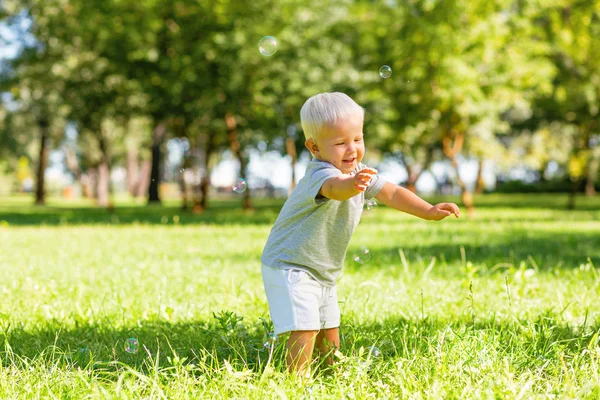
[1,0,599,202]
[510,0,600,181]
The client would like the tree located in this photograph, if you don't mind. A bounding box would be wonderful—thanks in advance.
[535,0,600,207]
[347,0,554,215]
[2,0,147,206]
[1,49,68,204]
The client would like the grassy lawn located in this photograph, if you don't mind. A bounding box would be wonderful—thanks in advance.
[0,193,599,398]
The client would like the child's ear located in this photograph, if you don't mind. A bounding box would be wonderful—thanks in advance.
[305,139,319,156]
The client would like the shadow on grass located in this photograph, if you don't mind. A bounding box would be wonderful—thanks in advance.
[0,199,284,226]
[432,193,600,211]
[346,229,600,273]
[1,194,599,226]
[1,311,598,377]
[0,311,279,374]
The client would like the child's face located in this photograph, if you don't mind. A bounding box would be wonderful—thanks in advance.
[305,113,365,174]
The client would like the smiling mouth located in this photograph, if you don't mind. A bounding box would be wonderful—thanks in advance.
[343,158,356,164]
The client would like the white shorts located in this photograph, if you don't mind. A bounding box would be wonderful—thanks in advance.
[261,264,340,335]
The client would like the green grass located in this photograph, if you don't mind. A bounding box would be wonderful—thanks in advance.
[0,193,599,399]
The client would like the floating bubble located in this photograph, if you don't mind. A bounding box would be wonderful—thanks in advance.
[368,346,381,358]
[180,168,185,173]
[379,65,392,79]
[73,347,90,361]
[363,199,377,212]
[125,338,139,354]
[353,247,371,264]
[258,36,277,56]
[263,332,277,350]
[303,386,314,400]
[233,178,247,193]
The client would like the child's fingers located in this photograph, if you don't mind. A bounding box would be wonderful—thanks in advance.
[359,167,378,175]
[449,203,460,217]
[353,168,378,192]
[354,182,367,191]
[356,171,376,182]
[439,203,460,218]
[356,175,373,184]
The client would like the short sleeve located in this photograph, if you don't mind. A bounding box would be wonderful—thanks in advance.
[356,163,387,200]
[307,162,341,204]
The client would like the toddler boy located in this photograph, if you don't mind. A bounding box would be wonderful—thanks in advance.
[261,92,460,376]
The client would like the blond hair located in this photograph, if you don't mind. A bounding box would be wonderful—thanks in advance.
[300,92,364,140]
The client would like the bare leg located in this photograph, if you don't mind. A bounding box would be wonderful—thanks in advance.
[286,330,318,377]
[315,327,340,366]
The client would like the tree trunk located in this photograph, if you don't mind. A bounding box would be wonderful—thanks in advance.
[136,160,152,198]
[443,130,475,216]
[96,134,112,208]
[97,160,110,207]
[85,168,98,199]
[179,161,188,211]
[148,123,166,204]
[226,112,252,210]
[196,132,216,212]
[474,158,486,194]
[64,147,86,198]
[405,163,420,193]
[539,160,549,182]
[585,157,598,196]
[126,147,139,197]
[179,174,188,210]
[402,147,433,193]
[584,127,597,196]
[34,116,50,205]
[567,179,578,210]
[286,137,297,194]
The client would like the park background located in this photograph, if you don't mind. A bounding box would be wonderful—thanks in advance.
[0,0,599,398]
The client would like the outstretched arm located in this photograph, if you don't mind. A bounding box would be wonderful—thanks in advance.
[375,182,460,220]
[319,168,378,201]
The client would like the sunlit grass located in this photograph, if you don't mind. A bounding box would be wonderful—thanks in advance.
[0,194,599,398]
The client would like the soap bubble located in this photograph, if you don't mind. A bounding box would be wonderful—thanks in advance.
[363,199,377,212]
[263,332,277,350]
[258,36,277,56]
[233,178,247,193]
[379,65,392,78]
[368,346,381,358]
[353,247,371,264]
[125,338,139,354]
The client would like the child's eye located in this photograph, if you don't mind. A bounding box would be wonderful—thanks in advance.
[336,142,344,146]
[355,138,363,142]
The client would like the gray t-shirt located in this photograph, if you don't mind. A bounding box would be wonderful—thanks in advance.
[261,159,387,286]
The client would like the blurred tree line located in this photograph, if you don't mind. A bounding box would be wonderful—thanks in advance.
[0,0,598,212]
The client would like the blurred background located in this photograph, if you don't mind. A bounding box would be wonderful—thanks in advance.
[0,0,598,213]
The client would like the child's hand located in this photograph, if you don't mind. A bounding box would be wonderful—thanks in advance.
[353,168,378,192]
[426,202,460,220]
